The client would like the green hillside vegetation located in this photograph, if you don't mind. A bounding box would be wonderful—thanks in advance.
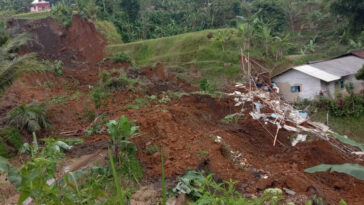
[107,29,242,85]
[13,11,50,19]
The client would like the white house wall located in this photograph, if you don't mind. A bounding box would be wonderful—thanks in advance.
[273,70,322,101]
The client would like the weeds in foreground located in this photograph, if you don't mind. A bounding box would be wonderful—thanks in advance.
[173,170,285,204]
[161,148,166,205]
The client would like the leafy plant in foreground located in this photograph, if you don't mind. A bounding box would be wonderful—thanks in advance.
[7,103,51,133]
[106,115,139,162]
[0,133,83,204]
[172,170,286,204]
[305,163,364,180]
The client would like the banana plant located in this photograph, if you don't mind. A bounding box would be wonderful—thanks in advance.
[106,115,139,162]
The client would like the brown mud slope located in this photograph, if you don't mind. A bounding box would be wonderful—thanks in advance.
[1,64,364,204]
[7,15,106,64]
[1,19,364,204]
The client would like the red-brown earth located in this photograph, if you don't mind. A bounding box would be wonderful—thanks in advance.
[1,16,364,205]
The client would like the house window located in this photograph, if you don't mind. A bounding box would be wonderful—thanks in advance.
[340,79,345,89]
[291,85,301,93]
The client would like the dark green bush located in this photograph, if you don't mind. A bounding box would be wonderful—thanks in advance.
[104,53,132,64]
[50,3,73,27]
[104,75,136,92]
[7,103,51,133]
[0,127,23,150]
[89,86,109,109]
[0,139,8,157]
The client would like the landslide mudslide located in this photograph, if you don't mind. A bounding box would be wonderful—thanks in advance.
[7,14,106,65]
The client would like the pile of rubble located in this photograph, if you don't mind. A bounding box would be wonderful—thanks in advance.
[228,83,361,157]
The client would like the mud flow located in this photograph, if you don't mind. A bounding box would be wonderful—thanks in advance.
[1,15,364,205]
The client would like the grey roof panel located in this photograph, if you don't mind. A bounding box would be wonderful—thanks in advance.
[309,56,364,77]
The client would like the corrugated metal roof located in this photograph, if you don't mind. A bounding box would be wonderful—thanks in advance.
[293,65,340,82]
[308,56,364,77]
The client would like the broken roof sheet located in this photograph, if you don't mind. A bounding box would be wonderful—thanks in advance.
[293,65,340,82]
[308,56,364,77]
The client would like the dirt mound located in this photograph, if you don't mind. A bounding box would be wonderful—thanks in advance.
[7,15,106,65]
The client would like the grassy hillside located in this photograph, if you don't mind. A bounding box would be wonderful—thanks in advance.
[13,11,51,19]
[107,29,244,86]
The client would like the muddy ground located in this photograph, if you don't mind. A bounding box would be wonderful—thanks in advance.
[1,16,364,205]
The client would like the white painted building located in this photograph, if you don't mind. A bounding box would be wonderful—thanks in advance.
[30,0,50,12]
[272,51,364,102]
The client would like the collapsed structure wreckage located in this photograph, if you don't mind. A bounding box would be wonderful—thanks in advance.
[233,51,364,157]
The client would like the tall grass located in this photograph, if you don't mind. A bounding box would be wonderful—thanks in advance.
[312,111,364,144]
[108,149,125,205]
[161,148,166,205]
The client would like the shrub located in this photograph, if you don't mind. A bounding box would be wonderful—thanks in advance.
[51,3,73,27]
[199,78,214,93]
[145,144,158,155]
[89,86,109,109]
[7,103,51,133]
[104,52,132,64]
[54,60,63,76]
[104,75,136,92]
[0,140,8,157]
[0,127,23,150]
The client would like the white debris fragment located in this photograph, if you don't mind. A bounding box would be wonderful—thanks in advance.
[352,152,364,156]
[47,178,56,185]
[283,187,296,195]
[263,175,268,179]
[283,125,299,132]
[292,134,307,146]
[214,136,222,143]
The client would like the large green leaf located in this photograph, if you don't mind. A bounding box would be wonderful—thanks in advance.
[305,163,364,180]
[330,132,364,152]
[0,156,22,187]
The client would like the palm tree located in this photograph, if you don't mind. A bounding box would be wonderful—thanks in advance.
[0,34,35,93]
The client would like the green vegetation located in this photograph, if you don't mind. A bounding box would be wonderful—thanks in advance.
[50,2,73,27]
[108,29,242,85]
[0,127,23,150]
[95,20,122,44]
[0,34,37,93]
[49,60,64,76]
[0,140,7,157]
[145,143,158,155]
[220,113,245,124]
[305,163,364,180]
[124,97,150,109]
[311,111,364,144]
[104,52,133,64]
[355,65,364,81]
[90,70,138,108]
[13,11,50,19]
[7,103,51,133]
[0,116,144,204]
[173,170,285,204]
